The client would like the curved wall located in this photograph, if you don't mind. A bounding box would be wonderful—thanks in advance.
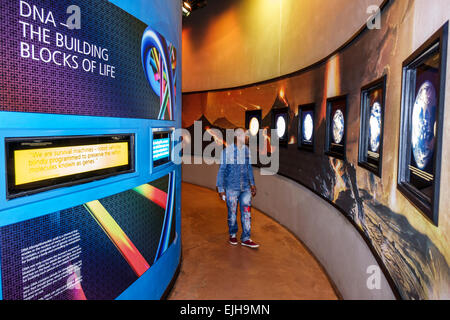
[182,0,450,299]
[182,160,396,300]
[182,0,383,92]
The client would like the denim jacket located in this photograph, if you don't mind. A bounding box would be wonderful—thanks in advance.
[216,144,255,193]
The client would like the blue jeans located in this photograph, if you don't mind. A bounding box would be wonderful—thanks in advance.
[226,189,252,242]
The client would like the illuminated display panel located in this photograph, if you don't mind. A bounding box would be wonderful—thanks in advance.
[297,103,315,152]
[6,135,135,199]
[398,23,448,225]
[271,107,289,146]
[359,76,386,177]
[153,131,172,167]
[325,96,347,160]
[245,110,262,137]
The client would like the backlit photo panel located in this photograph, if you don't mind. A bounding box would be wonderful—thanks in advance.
[272,108,289,146]
[5,134,135,199]
[325,96,347,160]
[297,104,315,152]
[398,22,448,225]
[359,76,386,177]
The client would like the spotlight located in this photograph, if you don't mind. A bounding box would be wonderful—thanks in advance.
[182,1,192,17]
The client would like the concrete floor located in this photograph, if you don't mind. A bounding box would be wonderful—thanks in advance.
[168,183,338,300]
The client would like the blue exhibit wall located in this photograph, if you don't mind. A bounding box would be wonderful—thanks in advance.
[0,0,182,300]
[110,0,182,301]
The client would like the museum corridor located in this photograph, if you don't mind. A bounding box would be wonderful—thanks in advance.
[168,183,338,300]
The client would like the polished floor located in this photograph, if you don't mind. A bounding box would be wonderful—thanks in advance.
[168,183,338,300]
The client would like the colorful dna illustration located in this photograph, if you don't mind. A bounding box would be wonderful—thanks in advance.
[141,27,177,120]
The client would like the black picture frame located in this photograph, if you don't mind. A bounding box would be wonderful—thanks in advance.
[397,22,448,226]
[5,134,135,199]
[325,95,348,160]
[358,76,387,177]
[297,103,315,152]
[271,107,289,147]
[153,130,173,167]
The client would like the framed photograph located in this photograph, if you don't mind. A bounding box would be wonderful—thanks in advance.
[297,104,315,152]
[358,76,387,176]
[325,95,347,160]
[397,22,448,225]
[272,107,289,146]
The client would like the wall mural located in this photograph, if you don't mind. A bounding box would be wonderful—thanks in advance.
[182,0,450,299]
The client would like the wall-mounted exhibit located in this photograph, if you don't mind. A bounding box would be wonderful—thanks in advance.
[0,0,181,300]
[325,96,348,160]
[359,76,386,177]
[245,110,262,138]
[182,0,450,300]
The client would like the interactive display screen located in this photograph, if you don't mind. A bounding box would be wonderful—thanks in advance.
[153,131,172,167]
[6,135,135,199]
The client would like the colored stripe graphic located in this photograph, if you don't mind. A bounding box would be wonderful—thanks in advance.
[133,184,167,209]
[84,200,150,277]
[154,173,175,262]
[67,264,87,300]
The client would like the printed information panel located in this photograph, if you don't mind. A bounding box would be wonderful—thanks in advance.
[0,174,173,300]
[0,0,168,119]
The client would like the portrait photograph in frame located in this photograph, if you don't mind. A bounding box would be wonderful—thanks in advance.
[358,76,387,177]
[297,104,315,152]
[325,95,348,160]
[397,22,448,225]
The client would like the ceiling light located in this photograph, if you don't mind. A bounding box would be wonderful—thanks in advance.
[182,1,192,17]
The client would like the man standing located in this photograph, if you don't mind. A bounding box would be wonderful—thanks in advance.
[216,128,259,248]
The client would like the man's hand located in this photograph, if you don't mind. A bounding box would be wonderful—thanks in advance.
[251,185,257,197]
[219,192,226,201]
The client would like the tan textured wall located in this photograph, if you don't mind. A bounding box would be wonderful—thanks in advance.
[182,0,383,92]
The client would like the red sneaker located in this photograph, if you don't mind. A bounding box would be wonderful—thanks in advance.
[241,239,260,249]
[229,235,238,245]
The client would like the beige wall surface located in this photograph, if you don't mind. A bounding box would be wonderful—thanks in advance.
[182,0,383,92]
